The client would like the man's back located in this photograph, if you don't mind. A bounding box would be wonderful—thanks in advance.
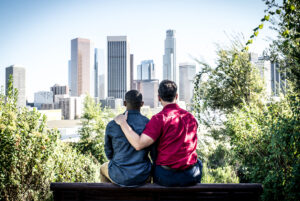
[143,103,198,169]
[105,110,151,186]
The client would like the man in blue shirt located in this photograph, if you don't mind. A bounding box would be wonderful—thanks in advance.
[100,90,152,186]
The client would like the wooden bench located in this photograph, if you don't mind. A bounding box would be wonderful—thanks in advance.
[50,183,263,201]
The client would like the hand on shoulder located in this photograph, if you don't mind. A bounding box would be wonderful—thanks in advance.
[114,111,128,125]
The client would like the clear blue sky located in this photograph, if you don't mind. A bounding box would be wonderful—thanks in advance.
[0,0,276,101]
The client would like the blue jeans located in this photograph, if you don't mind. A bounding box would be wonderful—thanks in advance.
[153,159,203,187]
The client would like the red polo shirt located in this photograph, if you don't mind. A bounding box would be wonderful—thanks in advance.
[143,103,198,169]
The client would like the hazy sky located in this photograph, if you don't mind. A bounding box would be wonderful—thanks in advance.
[0,0,276,101]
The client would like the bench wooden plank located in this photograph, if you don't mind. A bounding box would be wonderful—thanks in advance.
[51,183,263,201]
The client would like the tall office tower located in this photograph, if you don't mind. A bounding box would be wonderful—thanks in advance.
[68,60,71,91]
[137,60,155,80]
[130,54,134,89]
[5,65,26,107]
[107,36,130,99]
[179,63,196,104]
[163,30,177,84]
[98,49,106,99]
[69,38,94,97]
[250,52,275,97]
[132,79,159,108]
[254,58,272,97]
[94,48,99,97]
[271,61,286,96]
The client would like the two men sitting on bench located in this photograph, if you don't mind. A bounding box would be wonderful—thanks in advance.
[101,80,202,187]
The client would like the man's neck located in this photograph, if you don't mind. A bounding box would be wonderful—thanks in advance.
[126,107,140,112]
[161,101,176,108]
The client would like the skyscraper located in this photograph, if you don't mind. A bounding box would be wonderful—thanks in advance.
[271,61,286,96]
[5,65,26,107]
[163,30,177,84]
[130,54,134,89]
[94,48,99,97]
[98,49,106,99]
[252,56,272,97]
[179,63,196,104]
[107,36,130,99]
[249,52,286,97]
[137,60,155,80]
[69,38,94,97]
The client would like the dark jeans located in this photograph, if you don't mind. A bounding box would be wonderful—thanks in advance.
[153,159,203,187]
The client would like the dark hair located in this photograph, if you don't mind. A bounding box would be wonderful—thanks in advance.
[158,80,177,102]
[125,90,143,109]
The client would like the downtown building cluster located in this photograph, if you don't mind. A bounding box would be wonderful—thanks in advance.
[5,30,196,120]
[4,30,284,120]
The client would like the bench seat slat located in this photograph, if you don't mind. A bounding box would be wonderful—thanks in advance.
[51,183,263,201]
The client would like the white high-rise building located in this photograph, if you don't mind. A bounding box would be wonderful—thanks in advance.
[179,63,196,104]
[107,36,130,100]
[163,30,177,84]
[97,49,106,99]
[94,48,99,98]
[271,61,286,96]
[249,53,286,97]
[137,60,155,80]
[5,65,26,107]
[254,58,272,97]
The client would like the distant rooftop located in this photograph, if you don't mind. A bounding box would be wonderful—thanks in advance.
[47,120,82,128]
[107,36,127,41]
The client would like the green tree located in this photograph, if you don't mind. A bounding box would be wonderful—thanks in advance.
[192,38,265,184]
[194,38,264,119]
[226,93,300,201]
[0,77,100,201]
[227,1,300,200]
[75,95,115,164]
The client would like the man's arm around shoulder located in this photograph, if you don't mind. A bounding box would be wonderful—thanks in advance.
[114,111,154,151]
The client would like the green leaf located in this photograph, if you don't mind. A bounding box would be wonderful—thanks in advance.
[276,9,281,14]
[290,5,295,11]
[264,15,270,21]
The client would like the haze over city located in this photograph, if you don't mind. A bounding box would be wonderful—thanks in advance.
[0,0,276,101]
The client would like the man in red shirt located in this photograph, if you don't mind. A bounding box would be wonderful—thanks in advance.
[114,80,202,186]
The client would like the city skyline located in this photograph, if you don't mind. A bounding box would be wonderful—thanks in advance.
[0,0,276,101]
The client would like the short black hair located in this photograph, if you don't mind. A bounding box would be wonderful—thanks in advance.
[125,90,143,109]
[158,80,177,102]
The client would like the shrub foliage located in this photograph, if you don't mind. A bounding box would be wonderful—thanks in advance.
[0,77,100,201]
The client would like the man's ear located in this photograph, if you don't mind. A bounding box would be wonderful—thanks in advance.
[140,101,144,107]
[123,101,127,107]
[175,93,178,100]
[158,95,161,102]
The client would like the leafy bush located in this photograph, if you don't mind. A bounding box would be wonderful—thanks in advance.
[75,95,116,164]
[197,129,239,184]
[0,78,100,201]
[201,163,239,184]
[226,93,300,201]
